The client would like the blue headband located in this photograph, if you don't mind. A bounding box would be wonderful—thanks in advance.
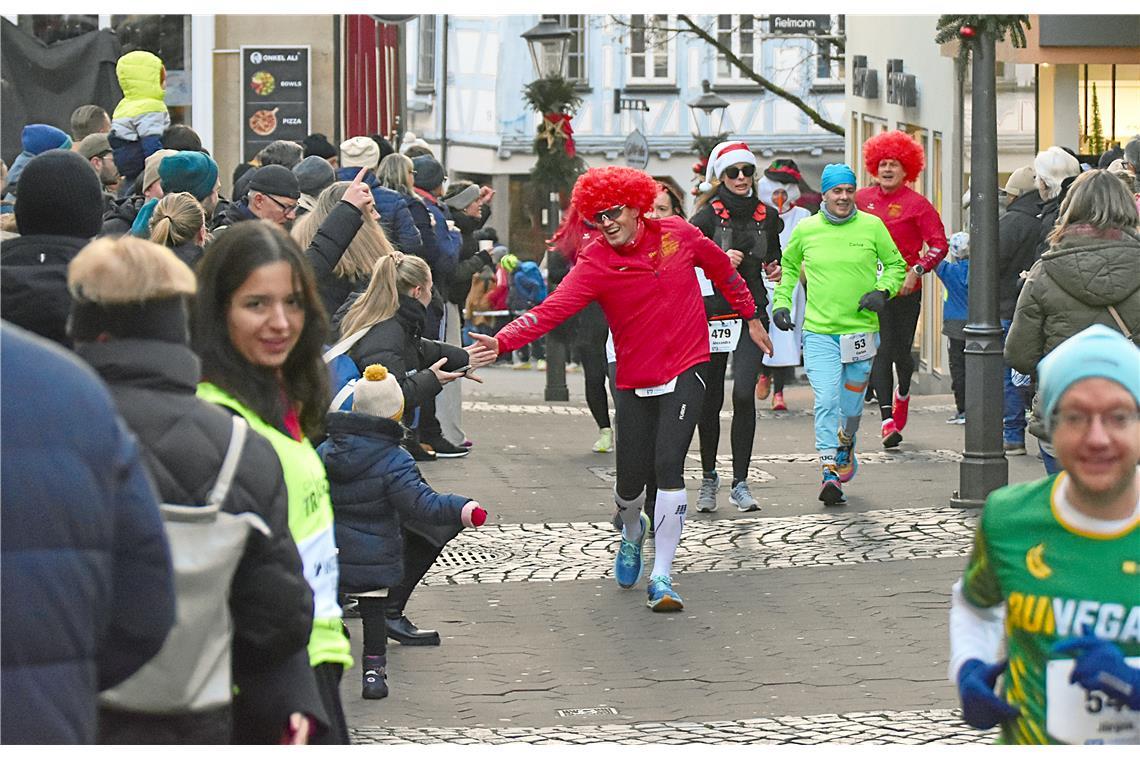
[820,163,857,193]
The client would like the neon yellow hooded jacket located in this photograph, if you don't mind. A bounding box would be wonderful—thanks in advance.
[113,50,167,119]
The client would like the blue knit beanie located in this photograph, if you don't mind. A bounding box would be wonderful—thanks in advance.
[1038,324,1140,434]
[22,124,72,155]
[820,163,857,194]
[158,151,219,201]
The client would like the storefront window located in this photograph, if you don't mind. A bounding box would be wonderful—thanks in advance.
[1079,63,1140,154]
[15,15,97,45]
[110,15,191,124]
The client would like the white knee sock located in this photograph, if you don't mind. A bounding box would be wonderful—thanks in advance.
[650,488,687,578]
[615,489,645,542]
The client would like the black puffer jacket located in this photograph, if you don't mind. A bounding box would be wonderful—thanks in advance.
[997,189,1043,321]
[0,233,90,347]
[447,206,492,306]
[690,186,782,322]
[334,293,469,415]
[101,195,147,237]
[318,412,469,593]
[75,338,320,738]
[170,241,204,270]
[303,201,365,320]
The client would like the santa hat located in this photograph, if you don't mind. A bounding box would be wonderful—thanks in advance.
[353,364,405,420]
[699,141,756,193]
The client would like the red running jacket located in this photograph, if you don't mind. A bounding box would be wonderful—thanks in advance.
[855,184,948,288]
[495,216,756,390]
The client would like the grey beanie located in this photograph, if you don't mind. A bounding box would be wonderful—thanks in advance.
[293,156,335,197]
[443,184,480,211]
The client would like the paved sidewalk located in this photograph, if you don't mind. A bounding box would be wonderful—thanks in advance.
[341,365,1045,744]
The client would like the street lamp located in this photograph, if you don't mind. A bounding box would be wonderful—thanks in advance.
[520,15,574,402]
[687,79,730,141]
[522,15,572,80]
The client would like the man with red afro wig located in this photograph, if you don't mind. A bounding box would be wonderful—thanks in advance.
[856,130,949,448]
[472,165,772,613]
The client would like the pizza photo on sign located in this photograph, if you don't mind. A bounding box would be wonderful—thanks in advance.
[249,108,279,137]
[250,70,276,96]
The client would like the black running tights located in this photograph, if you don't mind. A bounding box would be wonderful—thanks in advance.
[579,340,611,430]
[612,364,707,499]
[698,336,766,483]
[872,289,922,421]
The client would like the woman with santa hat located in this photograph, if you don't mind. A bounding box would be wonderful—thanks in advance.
[688,141,784,515]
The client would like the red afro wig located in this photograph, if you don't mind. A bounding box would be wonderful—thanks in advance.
[862,130,925,182]
[570,166,658,222]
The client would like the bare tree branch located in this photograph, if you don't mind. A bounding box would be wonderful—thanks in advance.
[675,14,844,136]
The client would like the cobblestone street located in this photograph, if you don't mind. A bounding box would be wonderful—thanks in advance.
[342,367,1045,744]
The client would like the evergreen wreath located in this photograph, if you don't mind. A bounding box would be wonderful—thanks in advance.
[934,15,1031,67]
[522,75,586,198]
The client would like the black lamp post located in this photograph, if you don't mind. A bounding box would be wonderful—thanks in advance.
[687,79,730,144]
[522,15,572,81]
[521,15,573,402]
[952,27,1008,508]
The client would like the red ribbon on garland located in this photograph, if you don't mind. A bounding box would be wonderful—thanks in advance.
[540,112,576,158]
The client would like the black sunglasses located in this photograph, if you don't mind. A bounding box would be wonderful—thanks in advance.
[723,165,756,180]
[593,205,626,224]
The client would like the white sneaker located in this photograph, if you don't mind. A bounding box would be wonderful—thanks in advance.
[696,472,720,513]
[729,481,759,512]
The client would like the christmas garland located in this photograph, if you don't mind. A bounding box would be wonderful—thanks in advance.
[522,75,585,197]
[934,15,1031,66]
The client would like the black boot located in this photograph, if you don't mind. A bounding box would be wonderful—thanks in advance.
[362,655,388,699]
[385,615,441,646]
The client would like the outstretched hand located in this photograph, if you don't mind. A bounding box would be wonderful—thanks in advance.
[428,357,466,385]
[469,331,500,356]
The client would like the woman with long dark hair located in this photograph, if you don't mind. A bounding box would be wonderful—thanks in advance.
[192,220,352,744]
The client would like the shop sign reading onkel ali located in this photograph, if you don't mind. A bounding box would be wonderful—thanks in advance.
[241,46,311,162]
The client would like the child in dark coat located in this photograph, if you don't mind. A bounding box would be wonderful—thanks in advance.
[317,364,487,699]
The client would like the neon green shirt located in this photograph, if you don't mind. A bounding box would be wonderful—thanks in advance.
[197,383,352,669]
[962,473,1140,745]
[773,211,907,335]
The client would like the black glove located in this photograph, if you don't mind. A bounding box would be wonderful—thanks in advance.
[772,308,793,332]
[857,289,889,313]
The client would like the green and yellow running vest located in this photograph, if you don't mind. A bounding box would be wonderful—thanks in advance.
[197,383,351,668]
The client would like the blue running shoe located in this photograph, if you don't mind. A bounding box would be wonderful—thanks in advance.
[819,467,846,506]
[647,575,684,612]
[836,430,858,483]
[613,513,649,589]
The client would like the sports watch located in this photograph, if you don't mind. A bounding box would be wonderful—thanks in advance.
[912,263,927,276]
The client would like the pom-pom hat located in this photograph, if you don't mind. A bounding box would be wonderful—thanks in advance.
[353,364,406,420]
[699,141,757,193]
